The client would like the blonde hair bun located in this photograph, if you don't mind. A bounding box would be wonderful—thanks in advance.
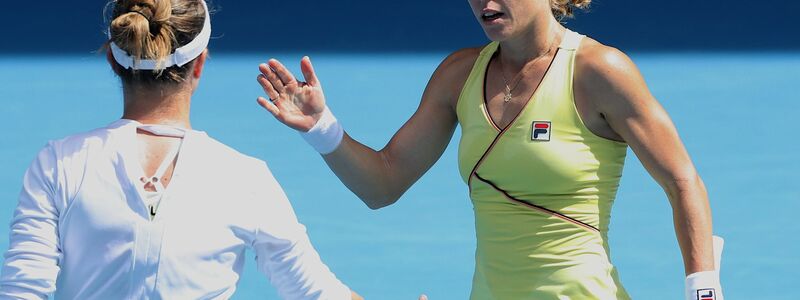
[107,0,207,83]
[110,0,175,67]
[551,0,591,19]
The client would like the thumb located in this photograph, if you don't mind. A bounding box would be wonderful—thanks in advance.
[300,56,321,87]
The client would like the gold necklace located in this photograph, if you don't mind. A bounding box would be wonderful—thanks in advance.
[497,45,555,103]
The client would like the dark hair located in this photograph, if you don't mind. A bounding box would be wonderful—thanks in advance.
[107,0,207,85]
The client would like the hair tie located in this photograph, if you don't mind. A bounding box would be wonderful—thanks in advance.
[130,9,152,23]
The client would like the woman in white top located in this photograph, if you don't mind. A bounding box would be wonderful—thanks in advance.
[0,0,360,299]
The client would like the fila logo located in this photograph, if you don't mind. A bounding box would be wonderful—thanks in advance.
[531,121,551,142]
[697,288,716,300]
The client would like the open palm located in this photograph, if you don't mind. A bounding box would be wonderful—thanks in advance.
[257,56,326,132]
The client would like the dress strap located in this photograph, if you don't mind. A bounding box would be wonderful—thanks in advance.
[558,29,585,51]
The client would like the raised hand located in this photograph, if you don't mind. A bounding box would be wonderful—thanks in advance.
[257,56,326,132]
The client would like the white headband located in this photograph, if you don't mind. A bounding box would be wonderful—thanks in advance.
[109,0,211,70]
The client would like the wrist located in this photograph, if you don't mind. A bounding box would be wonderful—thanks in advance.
[685,270,722,300]
[300,106,344,155]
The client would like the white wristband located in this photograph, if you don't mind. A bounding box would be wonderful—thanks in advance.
[300,106,344,155]
[685,271,723,300]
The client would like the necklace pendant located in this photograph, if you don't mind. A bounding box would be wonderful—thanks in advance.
[503,92,512,103]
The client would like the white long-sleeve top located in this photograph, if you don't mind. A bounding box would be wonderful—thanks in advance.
[0,120,351,299]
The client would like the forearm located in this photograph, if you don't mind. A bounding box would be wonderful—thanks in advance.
[323,133,405,209]
[257,54,462,210]
[578,45,723,296]
[665,175,715,275]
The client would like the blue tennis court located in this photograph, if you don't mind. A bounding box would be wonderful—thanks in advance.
[0,51,797,299]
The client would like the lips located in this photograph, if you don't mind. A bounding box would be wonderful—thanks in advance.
[481,10,504,22]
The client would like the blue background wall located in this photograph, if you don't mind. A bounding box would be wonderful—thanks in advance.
[1,1,799,299]
[1,0,798,53]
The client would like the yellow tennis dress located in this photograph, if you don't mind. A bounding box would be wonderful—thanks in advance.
[457,30,632,299]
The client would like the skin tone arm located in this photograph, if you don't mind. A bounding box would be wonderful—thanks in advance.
[574,40,715,275]
[257,50,478,209]
[257,55,441,300]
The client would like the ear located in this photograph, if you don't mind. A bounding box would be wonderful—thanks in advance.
[106,49,124,76]
[192,49,208,79]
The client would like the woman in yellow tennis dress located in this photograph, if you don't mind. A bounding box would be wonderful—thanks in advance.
[255,0,723,299]
[457,30,629,298]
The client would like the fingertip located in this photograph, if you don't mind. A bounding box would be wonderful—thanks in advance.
[258,63,271,74]
[301,56,314,70]
[300,58,320,86]
[256,96,268,107]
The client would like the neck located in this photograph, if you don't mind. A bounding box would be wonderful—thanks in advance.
[498,17,565,68]
[121,84,193,129]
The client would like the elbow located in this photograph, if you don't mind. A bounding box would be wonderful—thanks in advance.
[357,153,404,210]
[361,193,400,210]
[356,183,403,210]
[661,173,703,198]
[659,172,709,210]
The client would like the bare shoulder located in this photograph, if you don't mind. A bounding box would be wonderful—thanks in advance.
[576,37,641,84]
[575,37,652,109]
[427,47,484,107]
[439,47,483,73]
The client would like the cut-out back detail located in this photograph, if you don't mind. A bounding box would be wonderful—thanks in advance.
[136,124,186,220]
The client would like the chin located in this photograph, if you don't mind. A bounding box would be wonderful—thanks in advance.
[481,28,512,42]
